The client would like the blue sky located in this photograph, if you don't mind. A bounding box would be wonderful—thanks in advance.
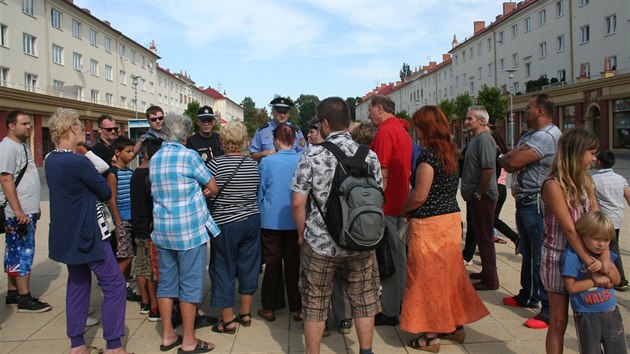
[76,0,502,109]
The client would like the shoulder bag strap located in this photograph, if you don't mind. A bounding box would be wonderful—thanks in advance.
[1,144,29,208]
[209,156,246,211]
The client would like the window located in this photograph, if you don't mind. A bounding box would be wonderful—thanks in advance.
[130,50,135,63]
[52,44,63,64]
[477,43,482,56]
[51,8,62,29]
[500,58,505,71]
[72,52,82,70]
[23,33,35,55]
[141,78,146,91]
[469,47,473,58]
[556,1,565,17]
[119,70,126,84]
[610,55,617,70]
[511,24,518,39]
[606,15,617,35]
[89,29,97,46]
[0,67,8,86]
[579,0,589,6]
[53,80,63,89]
[539,42,547,58]
[470,82,475,94]
[580,25,590,43]
[72,19,81,38]
[488,63,493,76]
[478,67,482,78]
[106,93,113,105]
[487,38,492,52]
[581,63,591,77]
[539,9,546,25]
[104,37,112,52]
[557,35,565,52]
[105,65,112,80]
[90,89,98,103]
[131,98,137,110]
[22,0,33,15]
[524,17,531,33]
[525,62,532,77]
[76,86,83,100]
[120,96,127,106]
[455,76,459,86]
[512,53,519,67]
[454,55,458,65]
[118,44,125,57]
[558,69,566,82]
[90,59,98,76]
[149,81,154,93]
[140,55,145,68]
[24,73,37,92]
[462,51,466,62]
[1,24,8,47]
[498,31,504,43]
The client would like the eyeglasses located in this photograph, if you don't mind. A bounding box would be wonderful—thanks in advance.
[101,127,119,132]
[149,116,164,122]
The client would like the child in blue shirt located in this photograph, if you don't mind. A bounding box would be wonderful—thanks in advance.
[562,211,626,354]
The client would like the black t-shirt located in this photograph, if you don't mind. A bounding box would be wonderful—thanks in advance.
[92,140,114,167]
[185,132,223,166]
[130,167,152,239]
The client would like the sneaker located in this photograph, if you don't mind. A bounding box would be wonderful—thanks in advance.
[5,291,18,305]
[126,287,142,302]
[525,313,549,329]
[322,322,330,337]
[374,312,399,326]
[502,296,539,309]
[140,302,150,314]
[463,259,473,266]
[148,308,161,322]
[85,316,100,327]
[614,283,630,292]
[338,319,353,335]
[17,296,52,313]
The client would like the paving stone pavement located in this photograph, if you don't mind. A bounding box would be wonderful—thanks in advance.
[1,154,630,354]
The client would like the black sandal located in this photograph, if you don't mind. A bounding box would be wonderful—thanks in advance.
[211,317,237,334]
[236,313,251,327]
[409,333,440,352]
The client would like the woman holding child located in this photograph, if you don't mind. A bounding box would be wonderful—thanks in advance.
[399,106,488,352]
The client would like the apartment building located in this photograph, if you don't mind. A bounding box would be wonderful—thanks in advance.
[357,0,630,150]
[0,0,243,165]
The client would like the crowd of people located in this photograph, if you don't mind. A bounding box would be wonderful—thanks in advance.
[1,92,629,354]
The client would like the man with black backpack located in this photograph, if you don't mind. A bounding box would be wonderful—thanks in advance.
[291,97,383,354]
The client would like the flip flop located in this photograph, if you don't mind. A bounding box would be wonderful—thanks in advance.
[160,334,183,352]
[177,339,214,353]
[494,237,507,244]
[87,347,103,354]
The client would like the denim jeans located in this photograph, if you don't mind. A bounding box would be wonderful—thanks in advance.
[514,200,549,319]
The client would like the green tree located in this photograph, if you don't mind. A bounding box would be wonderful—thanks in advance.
[453,92,474,121]
[438,98,456,121]
[346,96,363,121]
[399,62,412,81]
[242,97,262,137]
[476,85,508,123]
[183,101,201,133]
[295,94,320,132]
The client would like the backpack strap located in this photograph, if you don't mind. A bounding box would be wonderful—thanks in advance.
[319,141,348,162]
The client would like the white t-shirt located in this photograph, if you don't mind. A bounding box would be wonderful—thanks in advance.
[0,138,41,217]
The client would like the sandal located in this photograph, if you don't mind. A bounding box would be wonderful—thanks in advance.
[438,325,465,343]
[257,308,276,322]
[160,334,183,352]
[87,347,104,354]
[177,339,214,353]
[236,313,252,327]
[494,237,507,244]
[409,333,440,352]
[211,317,238,334]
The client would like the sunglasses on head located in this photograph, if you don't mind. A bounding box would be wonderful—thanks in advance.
[101,127,119,132]
[149,116,164,122]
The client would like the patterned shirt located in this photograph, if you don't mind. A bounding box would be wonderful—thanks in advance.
[291,131,383,257]
[108,166,133,221]
[543,178,590,252]
[408,147,460,218]
[149,141,220,250]
[208,155,260,225]
[592,168,628,229]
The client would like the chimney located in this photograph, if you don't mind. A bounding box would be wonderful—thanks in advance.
[82,8,91,14]
[102,20,111,27]
[503,2,517,15]
[474,21,486,34]
[442,54,451,62]
[429,61,437,68]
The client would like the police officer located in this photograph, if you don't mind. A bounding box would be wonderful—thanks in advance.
[250,97,306,161]
[186,105,223,166]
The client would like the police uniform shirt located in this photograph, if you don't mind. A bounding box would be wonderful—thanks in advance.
[249,120,306,155]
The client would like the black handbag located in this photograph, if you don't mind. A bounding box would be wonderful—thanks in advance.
[1,144,29,234]
[375,226,396,279]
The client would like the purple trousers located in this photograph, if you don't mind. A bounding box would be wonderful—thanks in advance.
[467,195,498,287]
[66,240,126,349]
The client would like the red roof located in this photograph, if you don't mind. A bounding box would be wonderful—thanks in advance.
[203,87,225,99]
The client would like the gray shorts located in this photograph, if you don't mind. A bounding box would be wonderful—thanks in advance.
[573,306,626,354]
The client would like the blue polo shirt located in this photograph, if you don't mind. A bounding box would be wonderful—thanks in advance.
[249,120,306,155]
[258,150,300,230]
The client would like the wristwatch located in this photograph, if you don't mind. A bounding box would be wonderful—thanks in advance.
[473,192,481,200]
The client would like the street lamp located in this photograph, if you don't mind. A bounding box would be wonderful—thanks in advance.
[503,69,516,149]
[130,75,141,120]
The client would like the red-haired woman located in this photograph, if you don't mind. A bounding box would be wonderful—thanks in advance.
[400,105,489,352]
[256,123,302,322]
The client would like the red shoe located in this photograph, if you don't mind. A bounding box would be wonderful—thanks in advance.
[525,314,549,329]
[503,296,539,308]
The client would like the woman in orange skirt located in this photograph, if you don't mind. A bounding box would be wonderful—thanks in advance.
[400,106,489,352]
